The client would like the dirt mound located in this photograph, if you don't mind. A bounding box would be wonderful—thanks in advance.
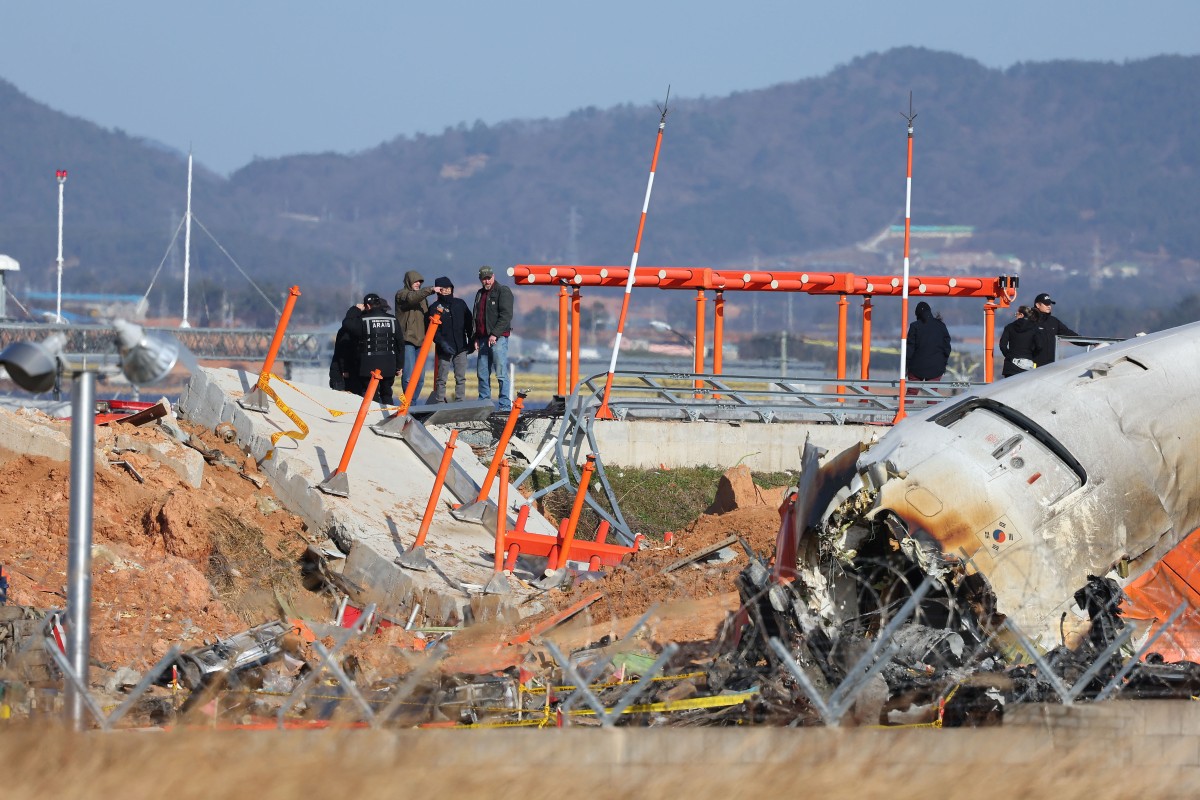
[0,409,329,670]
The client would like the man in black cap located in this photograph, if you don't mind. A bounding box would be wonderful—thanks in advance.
[471,265,515,411]
[1031,292,1079,367]
[339,293,403,405]
[427,277,474,402]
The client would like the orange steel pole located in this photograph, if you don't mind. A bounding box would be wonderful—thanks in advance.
[557,284,569,395]
[401,311,441,411]
[694,289,706,395]
[596,91,670,420]
[894,97,917,424]
[412,430,459,549]
[861,297,873,380]
[570,287,581,393]
[493,459,509,574]
[256,286,301,383]
[472,392,527,504]
[557,455,596,566]
[332,370,381,476]
[984,301,997,383]
[713,291,724,400]
[837,294,848,397]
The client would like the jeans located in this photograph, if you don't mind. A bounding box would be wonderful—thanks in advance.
[402,343,425,405]
[476,335,511,410]
[429,351,469,403]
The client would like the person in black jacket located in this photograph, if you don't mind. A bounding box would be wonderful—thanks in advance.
[427,277,475,403]
[339,293,403,405]
[905,301,952,382]
[999,306,1042,377]
[1031,292,1080,367]
[328,309,360,393]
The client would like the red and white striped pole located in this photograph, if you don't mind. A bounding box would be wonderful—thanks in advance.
[894,96,917,424]
[595,89,670,420]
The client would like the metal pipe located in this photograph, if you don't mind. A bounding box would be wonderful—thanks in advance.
[894,100,917,424]
[694,289,705,396]
[984,301,997,383]
[837,294,848,397]
[596,94,670,420]
[861,297,873,380]
[494,459,509,573]
[56,170,67,324]
[181,152,193,329]
[557,285,568,396]
[713,290,725,385]
[66,369,96,730]
[570,288,581,393]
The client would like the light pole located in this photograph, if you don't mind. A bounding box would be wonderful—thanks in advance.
[55,169,67,324]
[0,321,181,730]
[650,319,696,362]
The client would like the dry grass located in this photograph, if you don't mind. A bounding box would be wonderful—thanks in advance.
[1,725,1195,799]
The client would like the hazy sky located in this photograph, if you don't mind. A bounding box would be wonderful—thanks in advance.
[1,1,1197,175]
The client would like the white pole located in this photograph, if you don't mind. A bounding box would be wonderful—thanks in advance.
[56,170,67,324]
[181,151,193,328]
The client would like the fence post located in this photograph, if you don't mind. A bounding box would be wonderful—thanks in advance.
[240,286,301,412]
[450,392,527,523]
[538,454,596,588]
[401,311,441,412]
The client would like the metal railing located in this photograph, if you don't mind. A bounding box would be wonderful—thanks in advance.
[574,368,976,424]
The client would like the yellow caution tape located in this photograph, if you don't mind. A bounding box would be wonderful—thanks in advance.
[273,375,407,419]
[256,373,310,459]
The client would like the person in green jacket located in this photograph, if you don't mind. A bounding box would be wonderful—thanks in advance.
[394,270,437,403]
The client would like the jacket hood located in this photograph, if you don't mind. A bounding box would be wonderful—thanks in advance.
[404,270,425,287]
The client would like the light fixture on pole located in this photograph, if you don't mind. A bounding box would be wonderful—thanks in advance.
[649,319,695,357]
[55,169,68,324]
[0,322,181,730]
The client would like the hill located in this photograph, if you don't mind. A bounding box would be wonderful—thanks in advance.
[2,48,1200,334]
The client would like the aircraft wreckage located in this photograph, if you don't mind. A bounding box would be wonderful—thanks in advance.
[720,320,1200,718]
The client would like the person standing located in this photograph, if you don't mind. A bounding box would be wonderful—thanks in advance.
[472,265,515,411]
[340,293,403,405]
[1031,292,1079,367]
[395,271,438,403]
[905,301,952,382]
[427,277,474,403]
[328,305,360,393]
[999,305,1041,377]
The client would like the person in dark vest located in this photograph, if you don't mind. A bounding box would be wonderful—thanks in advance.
[427,277,475,403]
[999,305,1042,377]
[339,293,403,405]
[905,301,952,382]
[471,265,515,411]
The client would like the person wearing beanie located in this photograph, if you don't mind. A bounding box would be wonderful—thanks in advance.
[471,265,515,411]
[394,270,438,403]
[427,277,475,403]
[905,301,952,383]
[999,305,1042,377]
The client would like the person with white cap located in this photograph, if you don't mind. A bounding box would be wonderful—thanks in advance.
[1031,292,1079,367]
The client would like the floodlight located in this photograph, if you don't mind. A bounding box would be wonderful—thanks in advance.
[0,333,64,392]
[113,319,179,385]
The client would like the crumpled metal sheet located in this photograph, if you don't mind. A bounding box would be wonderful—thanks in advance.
[836,322,1200,648]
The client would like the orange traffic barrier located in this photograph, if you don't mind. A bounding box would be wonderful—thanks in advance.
[557,455,597,566]
[412,430,459,550]
[471,392,527,505]
[257,286,301,383]
[494,459,510,573]
[317,370,382,497]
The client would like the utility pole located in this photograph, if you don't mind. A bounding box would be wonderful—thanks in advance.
[55,169,67,324]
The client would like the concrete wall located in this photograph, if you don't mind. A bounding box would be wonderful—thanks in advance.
[521,418,879,472]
